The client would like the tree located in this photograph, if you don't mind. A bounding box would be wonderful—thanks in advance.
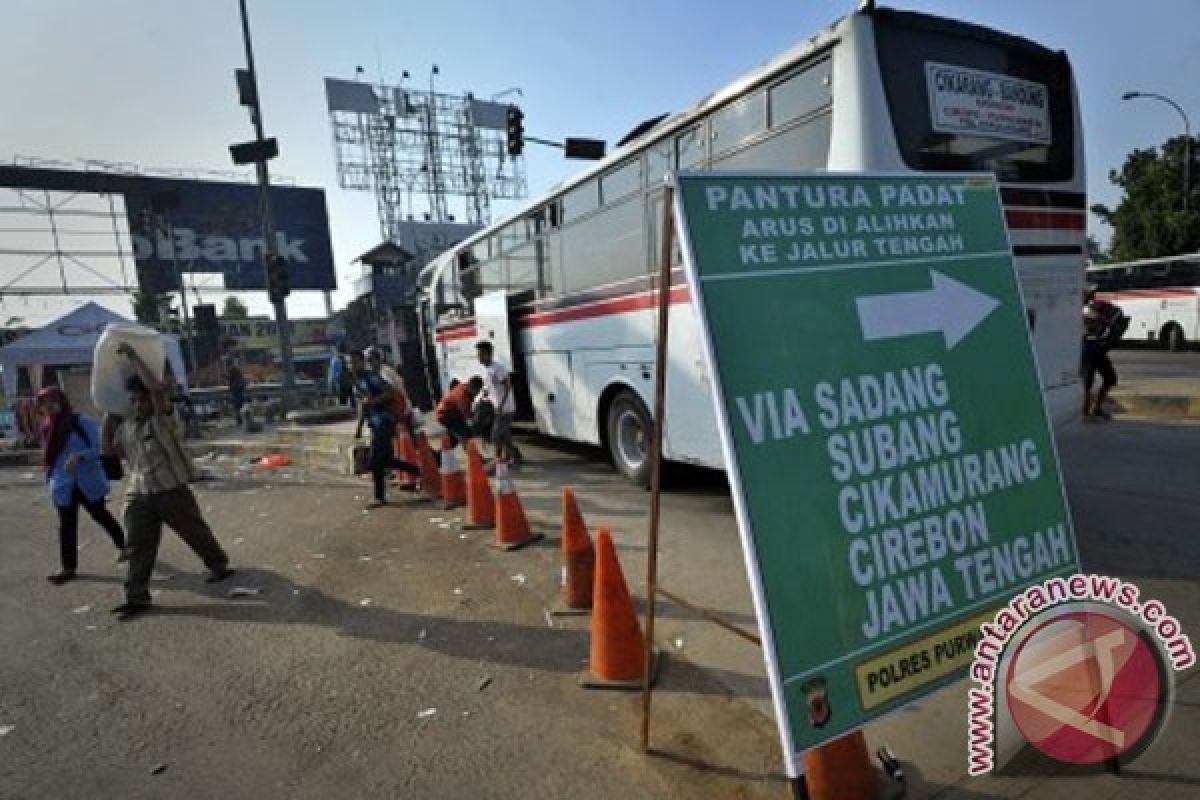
[131,288,169,327]
[331,296,375,351]
[222,296,249,319]
[1092,135,1200,261]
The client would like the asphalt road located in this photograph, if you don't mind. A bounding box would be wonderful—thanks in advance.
[0,466,786,800]
[3,412,1199,799]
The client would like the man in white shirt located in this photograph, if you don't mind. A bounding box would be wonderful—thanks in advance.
[476,340,522,465]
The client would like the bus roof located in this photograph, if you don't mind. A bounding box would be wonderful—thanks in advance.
[420,5,1075,293]
[418,10,852,292]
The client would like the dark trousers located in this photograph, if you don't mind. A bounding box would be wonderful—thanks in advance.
[439,409,474,447]
[123,486,228,604]
[1081,344,1118,393]
[369,425,418,502]
[230,385,246,423]
[55,488,126,572]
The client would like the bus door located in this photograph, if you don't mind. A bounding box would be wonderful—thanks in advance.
[416,296,442,403]
[474,289,533,421]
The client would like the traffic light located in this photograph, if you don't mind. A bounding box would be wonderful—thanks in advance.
[506,105,525,157]
[266,254,290,303]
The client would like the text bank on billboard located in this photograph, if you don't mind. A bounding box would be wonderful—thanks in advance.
[123,177,337,292]
[673,172,1079,768]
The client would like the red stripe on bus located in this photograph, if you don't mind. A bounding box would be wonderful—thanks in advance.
[1101,290,1197,300]
[435,326,478,343]
[1004,209,1086,230]
[517,286,691,328]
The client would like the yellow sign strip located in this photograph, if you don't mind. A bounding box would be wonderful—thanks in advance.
[854,609,996,711]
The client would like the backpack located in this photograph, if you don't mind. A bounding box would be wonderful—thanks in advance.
[1106,312,1130,347]
[72,414,123,481]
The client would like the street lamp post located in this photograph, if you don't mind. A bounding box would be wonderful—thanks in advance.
[1123,90,1192,211]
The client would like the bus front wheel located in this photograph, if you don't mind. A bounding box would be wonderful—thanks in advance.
[1162,323,1186,352]
[606,390,652,488]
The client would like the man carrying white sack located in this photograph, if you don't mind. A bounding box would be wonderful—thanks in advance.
[103,342,233,619]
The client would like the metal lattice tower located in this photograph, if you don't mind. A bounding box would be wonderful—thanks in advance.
[325,75,526,235]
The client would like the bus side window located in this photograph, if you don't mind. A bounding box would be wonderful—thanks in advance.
[769,58,832,126]
[645,142,672,188]
[601,159,642,205]
[458,252,482,304]
[711,91,766,155]
[563,180,599,223]
[480,258,505,294]
[677,123,707,169]
[562,197,643,293]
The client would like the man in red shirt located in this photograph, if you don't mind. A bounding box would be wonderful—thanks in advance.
[436,376,483,445]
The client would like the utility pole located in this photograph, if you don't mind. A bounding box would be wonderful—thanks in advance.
[236,0,295,408]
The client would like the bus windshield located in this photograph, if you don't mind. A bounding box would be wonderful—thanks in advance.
[873,9,1075,183]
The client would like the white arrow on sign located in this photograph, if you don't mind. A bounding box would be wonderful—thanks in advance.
[855,270,1000,350]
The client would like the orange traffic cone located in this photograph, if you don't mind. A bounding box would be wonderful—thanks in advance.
[440,437,467,510]
[581,529,658,689]
[551,487,594,616]
[394,426,419,490]
[416,433,442,502]
[462,440,496,530]
[490,460,542,551]
[802,730,874,800]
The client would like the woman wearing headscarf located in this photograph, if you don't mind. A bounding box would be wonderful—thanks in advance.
[36,387,129,584]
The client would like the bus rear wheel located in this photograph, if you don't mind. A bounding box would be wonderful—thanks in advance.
[1162,323,1186,352]
[606,390,652,488]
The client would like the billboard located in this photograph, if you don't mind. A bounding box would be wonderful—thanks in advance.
[218,316,331,351]
[123,177,337,292]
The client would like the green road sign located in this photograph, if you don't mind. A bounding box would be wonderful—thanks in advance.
[673,172,1079,770]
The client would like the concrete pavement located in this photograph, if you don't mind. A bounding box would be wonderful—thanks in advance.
[1109,350,1200,420]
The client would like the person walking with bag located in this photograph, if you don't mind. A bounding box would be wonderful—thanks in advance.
[103,343,233,619]
[351,349,420,509]
[36,387,129,585]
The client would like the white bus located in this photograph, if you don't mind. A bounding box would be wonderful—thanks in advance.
[419,6,1086,485]
[1087,254,1200,350]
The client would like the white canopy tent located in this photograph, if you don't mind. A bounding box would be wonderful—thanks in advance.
[0,302,186,407]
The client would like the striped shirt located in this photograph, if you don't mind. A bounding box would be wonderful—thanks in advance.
[118,412,195,496]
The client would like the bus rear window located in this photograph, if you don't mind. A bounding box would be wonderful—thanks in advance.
[874,11,1075,183]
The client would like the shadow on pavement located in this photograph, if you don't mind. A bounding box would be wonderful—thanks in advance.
[645,748,789,784]
[138,565,767,697]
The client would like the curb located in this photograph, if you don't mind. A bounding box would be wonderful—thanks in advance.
[1112,392,1200,420]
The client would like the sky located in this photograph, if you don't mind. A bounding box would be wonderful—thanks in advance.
[1,0,1198,326]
